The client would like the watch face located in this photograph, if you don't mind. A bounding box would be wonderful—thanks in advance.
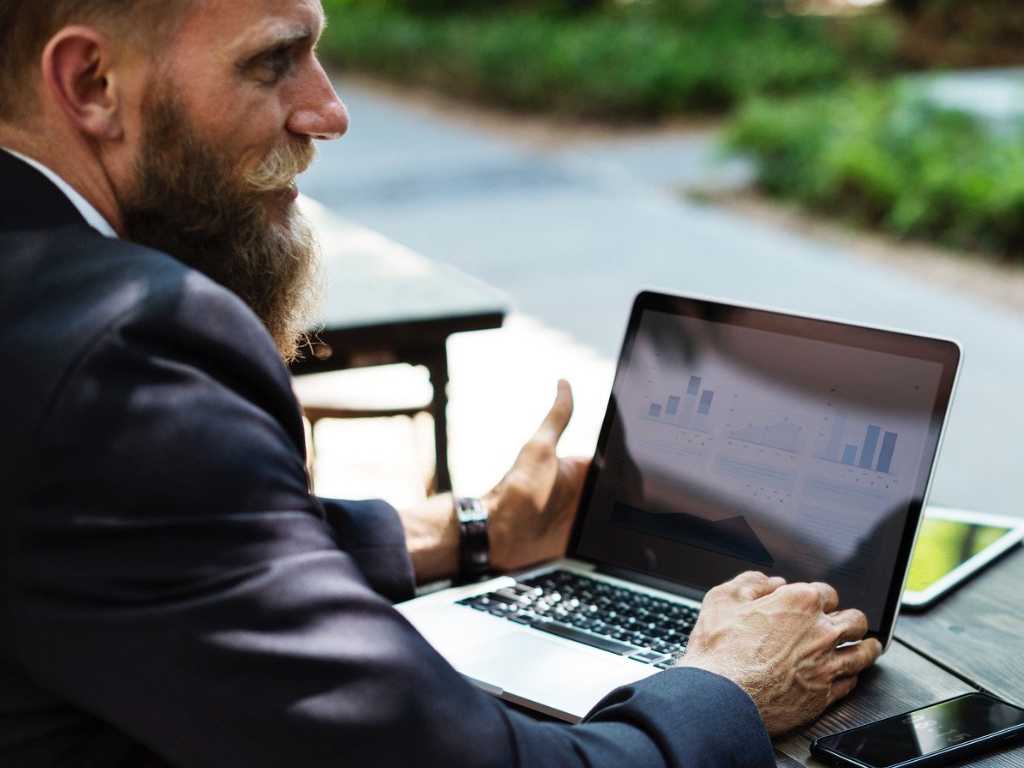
[457,499,488,525]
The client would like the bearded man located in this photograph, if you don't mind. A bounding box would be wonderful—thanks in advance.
[0,1,881,766]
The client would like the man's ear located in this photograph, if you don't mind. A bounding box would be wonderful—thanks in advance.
[40,26,126,142]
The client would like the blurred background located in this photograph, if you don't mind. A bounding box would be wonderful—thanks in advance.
[297,0,1024,542]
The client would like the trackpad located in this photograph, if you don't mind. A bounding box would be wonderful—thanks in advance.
[459,630,655,722]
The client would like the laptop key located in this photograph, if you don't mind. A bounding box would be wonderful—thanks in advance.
[630,650,670,665]
[487,592,521,606]
[495,588,527,602]
[532,619,637,656]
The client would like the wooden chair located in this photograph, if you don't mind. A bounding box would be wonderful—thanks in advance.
[293,364,438,493]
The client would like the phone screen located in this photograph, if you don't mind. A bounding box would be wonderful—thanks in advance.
[817,694,1024,767]
[905,518,1015,593]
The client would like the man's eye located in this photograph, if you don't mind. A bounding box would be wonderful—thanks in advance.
[257,49,294,83]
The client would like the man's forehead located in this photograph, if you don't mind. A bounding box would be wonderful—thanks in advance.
[180,0,325,51]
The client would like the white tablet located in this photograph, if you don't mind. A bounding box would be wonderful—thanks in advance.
[902,506,1024,610]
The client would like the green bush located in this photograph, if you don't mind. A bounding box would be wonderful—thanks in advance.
[319,1,899,119]
[725,84,1024,258]
[386,0,606,14]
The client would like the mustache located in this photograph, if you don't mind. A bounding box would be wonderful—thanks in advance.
[243,139,316,193]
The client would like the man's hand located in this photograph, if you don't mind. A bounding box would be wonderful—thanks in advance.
[484,380,590,572]
[679,571,884,736]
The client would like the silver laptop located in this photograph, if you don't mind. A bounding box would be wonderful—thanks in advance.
[398,290,962,722]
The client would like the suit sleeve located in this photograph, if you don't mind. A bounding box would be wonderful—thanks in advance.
[319,498,416,603]
[11,274,775,768]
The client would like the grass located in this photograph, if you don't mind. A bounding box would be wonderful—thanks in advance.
[725,82,1024,259]
[319,1,899,120]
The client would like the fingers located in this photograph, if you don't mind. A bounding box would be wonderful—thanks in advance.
[564,456,591,490]
[783,582,840,612]
[566,456,591,476]
[831,638,883,679]
[739,574,786,601]
[827,676,858,706]
[729,573,770,589]
[809,582,840,613]
[774,581,839,613]
[828,609,870,645]
[720,571,787,601]
[532,380,574,445]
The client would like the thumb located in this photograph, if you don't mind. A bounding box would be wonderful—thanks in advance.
[532,379,574,446]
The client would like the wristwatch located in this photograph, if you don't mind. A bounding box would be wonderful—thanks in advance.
[455,496,490,584]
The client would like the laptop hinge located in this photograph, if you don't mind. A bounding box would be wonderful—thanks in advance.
[594,564,706,603]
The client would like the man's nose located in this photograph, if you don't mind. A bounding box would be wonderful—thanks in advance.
[287,61,349,141]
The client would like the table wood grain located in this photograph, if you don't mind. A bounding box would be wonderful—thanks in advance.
[896,541,1024,709]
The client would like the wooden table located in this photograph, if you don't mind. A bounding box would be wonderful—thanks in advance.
[289,198,509,492]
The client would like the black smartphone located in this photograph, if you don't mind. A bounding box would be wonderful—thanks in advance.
[811,693,1024,768]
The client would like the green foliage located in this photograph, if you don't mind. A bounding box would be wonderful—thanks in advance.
[318,1,899,120]
[384,0,606,14]
[726,84,1024,258]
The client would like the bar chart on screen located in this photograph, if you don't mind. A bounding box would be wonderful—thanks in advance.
[815,399,901,477]
[644,374,717,434]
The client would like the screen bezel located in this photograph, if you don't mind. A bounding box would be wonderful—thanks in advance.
[901,506,1024,610]
[567,290,962,646]
[811,692,1024,768]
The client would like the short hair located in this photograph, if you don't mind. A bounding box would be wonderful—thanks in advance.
[0,0,192,121]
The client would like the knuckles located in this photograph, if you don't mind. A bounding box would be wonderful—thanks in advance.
[780,583,822,610]
[847,611,869,638]
[703,583,730,603]
[818,619,845,648]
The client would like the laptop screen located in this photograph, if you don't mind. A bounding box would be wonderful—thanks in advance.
[571,293,960,634]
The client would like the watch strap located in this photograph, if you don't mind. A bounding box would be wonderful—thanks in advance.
[455,496,490,584]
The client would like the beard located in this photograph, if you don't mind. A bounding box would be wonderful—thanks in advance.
[121,86,322,363]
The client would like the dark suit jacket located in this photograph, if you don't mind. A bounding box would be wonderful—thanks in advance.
[0,149,775,767]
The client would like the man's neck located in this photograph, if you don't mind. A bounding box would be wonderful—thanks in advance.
[0,125,125,236]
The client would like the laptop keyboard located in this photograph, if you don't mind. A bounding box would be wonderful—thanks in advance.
[456,570,699,669]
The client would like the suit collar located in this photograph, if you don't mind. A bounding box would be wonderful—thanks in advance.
[0,148,93,233]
